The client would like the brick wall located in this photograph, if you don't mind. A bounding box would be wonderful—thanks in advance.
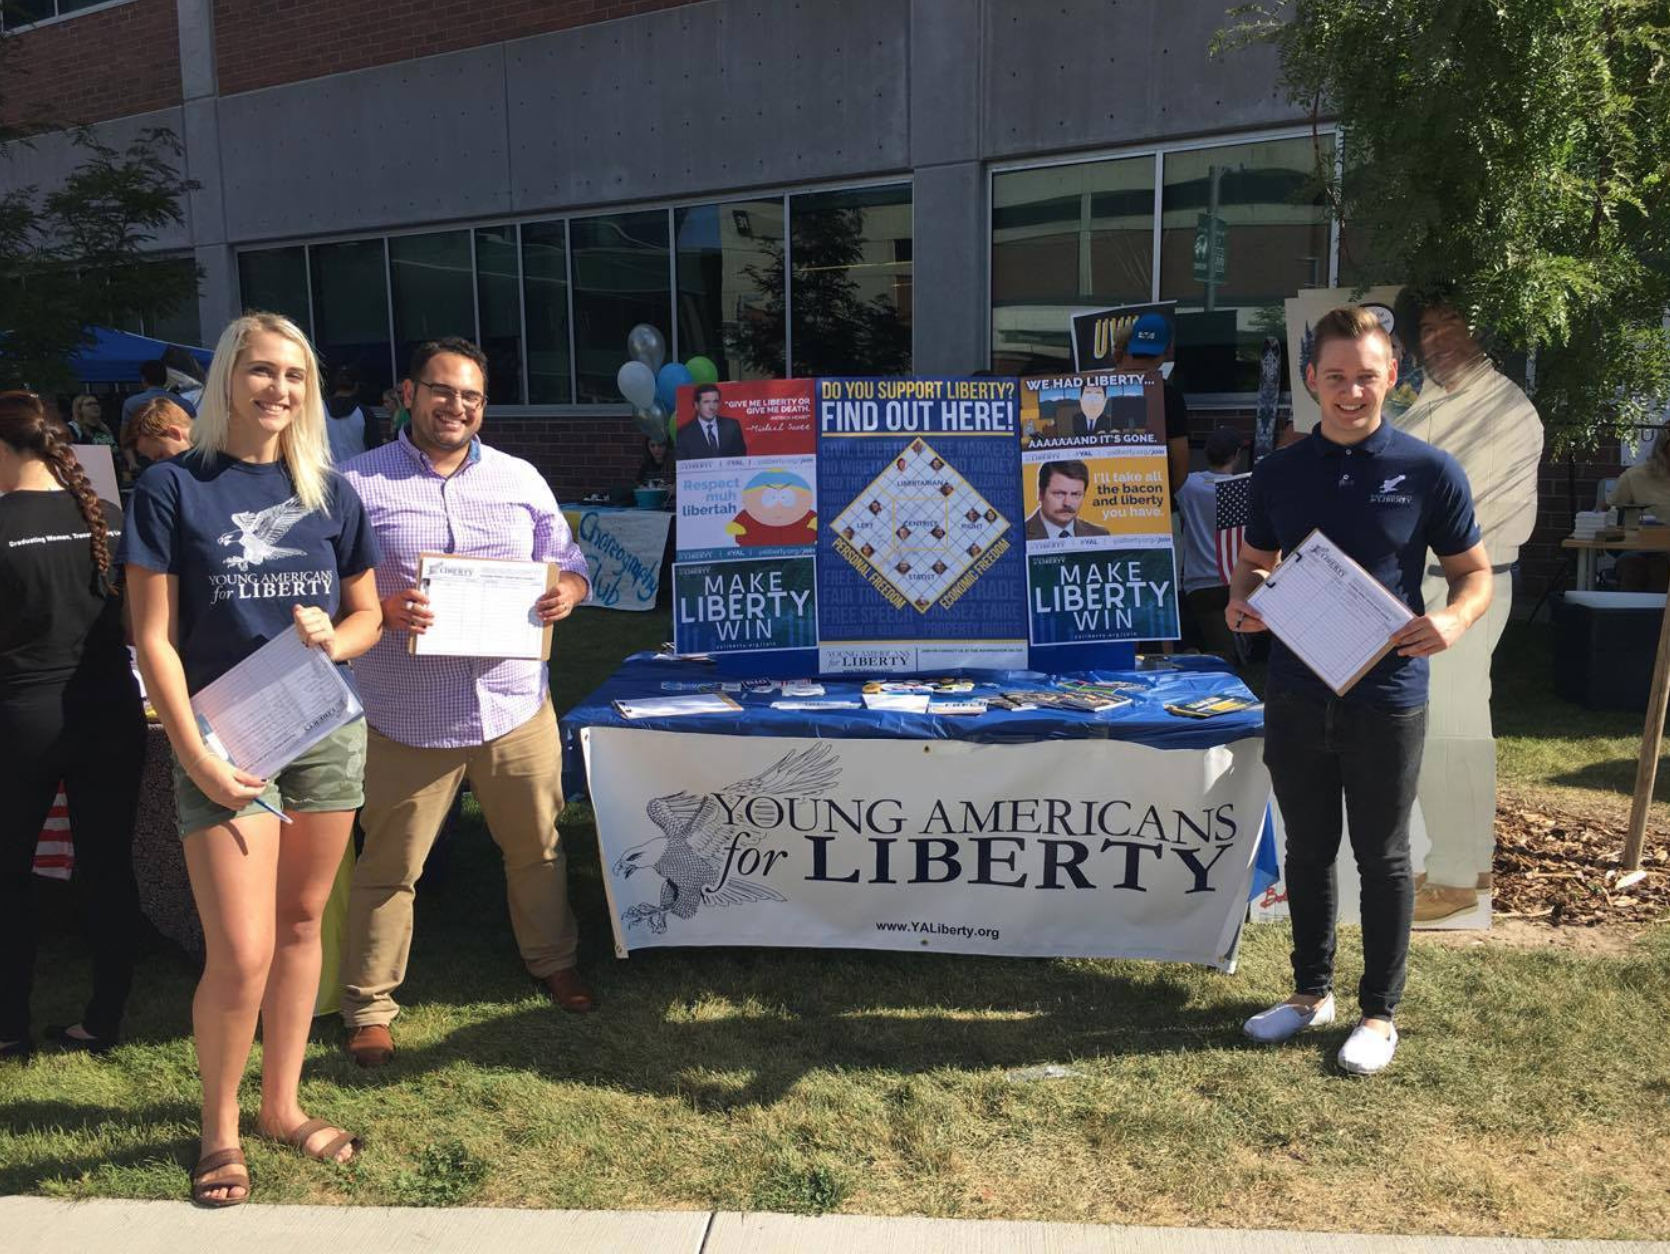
[0,0,181,129]
[487,413,645,503]
[213,0,704,97]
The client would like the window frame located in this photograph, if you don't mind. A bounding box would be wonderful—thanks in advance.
[988,124,1342,408]
[233,172,914,417]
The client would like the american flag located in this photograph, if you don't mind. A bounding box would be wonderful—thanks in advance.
[34,784,73,881]
[1214,473,1252,584]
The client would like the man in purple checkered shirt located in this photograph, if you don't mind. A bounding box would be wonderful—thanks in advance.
[337,337,596,1066]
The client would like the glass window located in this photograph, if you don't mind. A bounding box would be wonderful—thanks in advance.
[789,184,912,377]
[389,230,474,383]
[570,210,670,404]
[1159,135,1333,394]
[476,226,525,405]
[1,1,54,28]
[675,199,786,381]
[237,247,311,337]
[521,220,571,405]
[309,239,393,397]
[991,156,1154,374]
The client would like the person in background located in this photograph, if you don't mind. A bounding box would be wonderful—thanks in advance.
[122,396,194,466]
[380,387,408,439]
[1120,313,1191,494]
[120,360,197,477]
[1609,419,1670,592]
[1175,426,1244,658]
[637,436,672,487]
[121,359,197,432]
[0,392,147,1063]
[124,312,383,1206]
[325,366,370,465]
[69,395,118,448]
[1391,290,1544,924]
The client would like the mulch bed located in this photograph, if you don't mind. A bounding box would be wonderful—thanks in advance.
[1494,796,1670,926]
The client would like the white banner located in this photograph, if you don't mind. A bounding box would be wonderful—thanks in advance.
[564,507,672,612]
[584,729,1272,969]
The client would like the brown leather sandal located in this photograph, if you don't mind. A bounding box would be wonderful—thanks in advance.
[274,1116,361,1164]
[191,1147,250,1207]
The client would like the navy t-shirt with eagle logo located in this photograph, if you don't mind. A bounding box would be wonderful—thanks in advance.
[120,452,381,694]
[1245,421,1480,707]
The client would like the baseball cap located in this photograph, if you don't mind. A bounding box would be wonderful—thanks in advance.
[1128,313,1171,357]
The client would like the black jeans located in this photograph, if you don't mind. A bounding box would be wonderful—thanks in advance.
[1262,685,1426,1020]
[0,683,146,1043]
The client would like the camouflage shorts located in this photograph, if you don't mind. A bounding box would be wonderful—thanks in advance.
[173,719,368,838]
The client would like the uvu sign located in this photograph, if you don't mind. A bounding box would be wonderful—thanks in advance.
[584,729,1271,968]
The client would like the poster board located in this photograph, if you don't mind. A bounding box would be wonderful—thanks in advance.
[815,377,1027,674]
[672,380,818,661]
[1018,372,1179,650]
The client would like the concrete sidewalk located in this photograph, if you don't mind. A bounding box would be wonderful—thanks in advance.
[3,1198,1665,1253]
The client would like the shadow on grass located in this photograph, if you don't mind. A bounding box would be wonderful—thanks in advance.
[336,950,1264,1112]
[1551,756,1670,800]
[315,806,1279,1108]
[0,1099,199,1194]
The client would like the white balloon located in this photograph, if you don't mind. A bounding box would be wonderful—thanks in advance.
[617,360,657,409]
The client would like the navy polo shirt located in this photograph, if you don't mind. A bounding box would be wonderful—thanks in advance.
[1246,421,1480,707]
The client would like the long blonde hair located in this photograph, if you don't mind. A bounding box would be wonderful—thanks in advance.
[192,311,332,513]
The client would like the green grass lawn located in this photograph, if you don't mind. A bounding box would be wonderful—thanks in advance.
[3,606,1666,1237]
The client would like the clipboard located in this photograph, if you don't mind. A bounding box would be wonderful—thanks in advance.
[1247,528,1415,696]
[408,552,559,661]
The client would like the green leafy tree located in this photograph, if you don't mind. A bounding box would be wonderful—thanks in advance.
[0,41,200,393]
[1220,0,1670,449]
[729,206,913,378]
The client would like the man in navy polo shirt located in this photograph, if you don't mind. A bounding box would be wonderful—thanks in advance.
[1225,306,1492,1075]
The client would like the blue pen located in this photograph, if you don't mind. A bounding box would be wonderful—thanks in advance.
[251,796,293,825]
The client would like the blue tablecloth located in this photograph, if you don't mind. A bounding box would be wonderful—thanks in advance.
[560,652,1277,901]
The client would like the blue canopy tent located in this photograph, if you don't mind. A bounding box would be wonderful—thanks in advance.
[67,326,213,384]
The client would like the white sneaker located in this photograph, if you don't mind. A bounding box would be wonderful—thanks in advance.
[1337,1020,1399,1075]
[1242,994,1335,1044]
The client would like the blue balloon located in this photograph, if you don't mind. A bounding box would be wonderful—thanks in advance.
[656,362,693,413]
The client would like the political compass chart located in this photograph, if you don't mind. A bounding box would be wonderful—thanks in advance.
[829,437,1010,612]
[816,377,1027,674]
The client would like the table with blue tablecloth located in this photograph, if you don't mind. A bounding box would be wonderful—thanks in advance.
[562,653,1276,968]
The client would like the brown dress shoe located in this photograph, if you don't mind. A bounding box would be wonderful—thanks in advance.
[346,1023,395,1067]
[541,968,596,1014]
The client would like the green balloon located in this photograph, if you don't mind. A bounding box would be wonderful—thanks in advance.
[668,411,677,442]
[686,355,719,385]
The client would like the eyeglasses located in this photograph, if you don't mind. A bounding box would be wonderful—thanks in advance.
[415,379,486,411]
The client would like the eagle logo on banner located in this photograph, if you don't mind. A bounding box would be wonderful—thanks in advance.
[612,742,841,933]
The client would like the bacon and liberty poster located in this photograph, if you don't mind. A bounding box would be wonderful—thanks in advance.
[1019,373,1179,646]
[586,728,1270,967]
[814,377,1027,674]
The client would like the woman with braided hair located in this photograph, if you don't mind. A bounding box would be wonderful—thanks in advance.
[0,391,146,1063]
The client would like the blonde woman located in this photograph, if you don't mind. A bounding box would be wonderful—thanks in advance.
[69,394,117,447]
[122,312,383,1207]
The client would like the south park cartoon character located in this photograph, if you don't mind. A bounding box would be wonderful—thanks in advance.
[728,469,817,548]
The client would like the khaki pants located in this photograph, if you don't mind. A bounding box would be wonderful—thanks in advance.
[340,700,577,1028]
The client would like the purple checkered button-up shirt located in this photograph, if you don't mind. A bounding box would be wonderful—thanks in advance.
[340,430,591,748]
